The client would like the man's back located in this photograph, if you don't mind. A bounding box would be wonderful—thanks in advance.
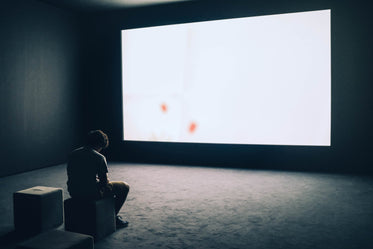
[67,147,108,199]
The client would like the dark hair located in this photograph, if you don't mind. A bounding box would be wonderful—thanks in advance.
[86,130,109,149]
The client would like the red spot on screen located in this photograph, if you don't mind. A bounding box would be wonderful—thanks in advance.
[161,103,167,113]
[189,122,197,133]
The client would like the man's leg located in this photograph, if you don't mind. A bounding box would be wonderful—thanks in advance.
[108,181,130,215]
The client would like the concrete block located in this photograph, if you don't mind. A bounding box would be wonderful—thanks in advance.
[13,186,63,235]
[16,229,93,249]
[64,197,115,240]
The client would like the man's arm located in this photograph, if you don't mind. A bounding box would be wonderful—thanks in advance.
[97,172,109,186]
[97,155,110,187]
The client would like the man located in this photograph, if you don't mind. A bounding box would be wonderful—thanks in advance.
[67,130,129,228]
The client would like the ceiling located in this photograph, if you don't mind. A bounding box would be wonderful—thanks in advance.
[40,0,195,12]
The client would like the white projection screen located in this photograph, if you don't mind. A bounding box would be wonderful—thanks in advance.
[121,9,331,146]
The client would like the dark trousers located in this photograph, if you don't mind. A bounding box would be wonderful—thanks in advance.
[104,181,130,215]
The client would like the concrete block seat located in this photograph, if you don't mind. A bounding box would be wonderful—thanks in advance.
[13,186,63,235]
[16,229,93,249]
[64,197,116,240]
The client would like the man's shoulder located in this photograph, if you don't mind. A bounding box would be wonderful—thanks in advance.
[69,147,86,157]
[69,147,106,161]
[91,148,106,160]
[71,147,85,153]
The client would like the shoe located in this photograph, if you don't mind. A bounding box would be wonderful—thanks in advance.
[116,215,129,228]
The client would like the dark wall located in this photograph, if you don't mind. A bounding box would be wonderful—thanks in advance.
[0,0,84,176]
[83,0,373,174]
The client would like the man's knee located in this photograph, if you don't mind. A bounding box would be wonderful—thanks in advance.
[110,181,129,195]
[118,181,130,193]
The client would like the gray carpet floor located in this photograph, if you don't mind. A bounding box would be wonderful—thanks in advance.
[1,163,373,249]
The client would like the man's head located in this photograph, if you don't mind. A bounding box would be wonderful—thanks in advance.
[86,130,109,151]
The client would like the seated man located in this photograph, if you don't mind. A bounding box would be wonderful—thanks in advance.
[67,130,129,228]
